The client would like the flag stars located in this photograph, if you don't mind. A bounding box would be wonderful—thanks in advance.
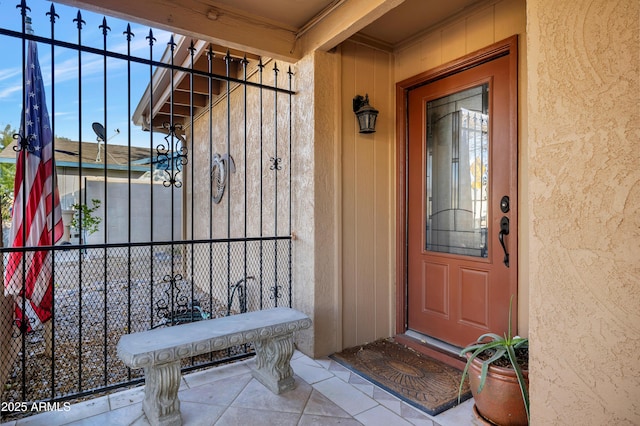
[8,40,61,333]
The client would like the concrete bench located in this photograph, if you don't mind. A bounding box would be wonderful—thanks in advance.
[117,307,312,426]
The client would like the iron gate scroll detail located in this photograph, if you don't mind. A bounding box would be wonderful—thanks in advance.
[157,123,188,188]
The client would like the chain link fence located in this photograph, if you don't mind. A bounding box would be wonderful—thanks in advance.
[1,238,291,418]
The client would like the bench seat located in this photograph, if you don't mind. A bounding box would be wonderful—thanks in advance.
[117,307,311,426]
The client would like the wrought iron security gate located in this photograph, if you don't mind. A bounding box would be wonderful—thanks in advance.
[0,0,294,413]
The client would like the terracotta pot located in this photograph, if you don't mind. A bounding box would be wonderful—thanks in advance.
[467,354,529,426]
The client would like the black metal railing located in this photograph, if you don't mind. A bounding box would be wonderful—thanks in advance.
[0,0,294,416]
[2,239,291,405]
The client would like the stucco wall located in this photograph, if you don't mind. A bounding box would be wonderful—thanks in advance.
[527,0,640,423]
[393,0,529,334]
[185,59,298,316]
[188,60,292,242]
[292,50,341,357]
[184,52,341,357]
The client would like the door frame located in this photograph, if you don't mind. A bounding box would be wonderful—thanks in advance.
[395,35,519,336]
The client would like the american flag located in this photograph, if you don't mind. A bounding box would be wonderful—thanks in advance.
[4,39,63,333]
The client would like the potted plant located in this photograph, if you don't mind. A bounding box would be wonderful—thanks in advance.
[458,296,529,425]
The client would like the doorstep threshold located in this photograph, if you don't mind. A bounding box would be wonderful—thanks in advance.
[402,330,462,357]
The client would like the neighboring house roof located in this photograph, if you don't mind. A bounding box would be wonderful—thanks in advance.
[0,138,156,172]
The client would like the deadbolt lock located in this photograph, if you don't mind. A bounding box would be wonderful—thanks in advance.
[500,195,510,213]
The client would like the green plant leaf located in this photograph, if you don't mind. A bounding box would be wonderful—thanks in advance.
[477,347,505,393]
[477,332,503,342]
[70,199,102,236]
[458,294,529,425]
[514,337,529,348]
[506,344,530,423]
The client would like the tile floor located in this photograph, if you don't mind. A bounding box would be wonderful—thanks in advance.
[1,351,482,426]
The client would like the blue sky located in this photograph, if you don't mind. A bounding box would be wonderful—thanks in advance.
[0,0,173,148]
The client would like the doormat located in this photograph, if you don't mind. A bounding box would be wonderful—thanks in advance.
[330,338,471,416]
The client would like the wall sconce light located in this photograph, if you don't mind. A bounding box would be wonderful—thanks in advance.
[353,94,378,134]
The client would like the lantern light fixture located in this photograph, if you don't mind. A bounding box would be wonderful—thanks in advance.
[353,94,378,134]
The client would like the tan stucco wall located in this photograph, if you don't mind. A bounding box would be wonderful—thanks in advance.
[186,51,343,357]
[185,59,298,317]
[291,51,341,356]
[527,0,640,424]
[188,60,292,242]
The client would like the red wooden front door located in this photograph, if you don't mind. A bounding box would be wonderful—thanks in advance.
[406,44,518,347]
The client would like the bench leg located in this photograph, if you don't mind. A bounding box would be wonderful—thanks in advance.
[142,361,182,426]
[252,333,295,394]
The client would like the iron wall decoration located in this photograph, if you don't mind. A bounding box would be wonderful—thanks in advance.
[211,153,236,204]
[269,156,282,171]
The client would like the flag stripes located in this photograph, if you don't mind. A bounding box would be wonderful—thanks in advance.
[4,39,63,333]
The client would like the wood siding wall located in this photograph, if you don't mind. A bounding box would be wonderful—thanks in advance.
[340,41,395,349]
[338,0,526,350]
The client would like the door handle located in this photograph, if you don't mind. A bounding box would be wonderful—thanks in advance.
[499,216,509,267]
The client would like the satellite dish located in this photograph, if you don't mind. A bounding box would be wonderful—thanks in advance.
[90,123,122,162]
[92,122,106,142]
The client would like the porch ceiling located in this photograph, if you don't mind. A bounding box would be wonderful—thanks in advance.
[53,0,485,133]
[54,0,484,61]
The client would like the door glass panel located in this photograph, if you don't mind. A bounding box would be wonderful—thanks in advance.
[425,84,489,257]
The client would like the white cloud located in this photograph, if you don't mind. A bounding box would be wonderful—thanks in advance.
[0,84,22,100]
[0,68,23,99]
[0,68,21,82]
